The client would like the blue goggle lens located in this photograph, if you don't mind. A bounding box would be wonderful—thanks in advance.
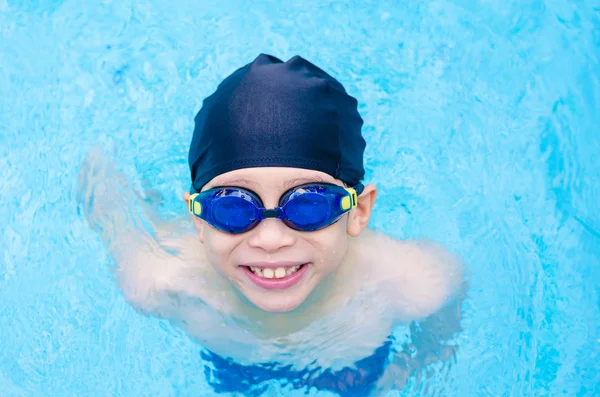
[283,192,331,230]
[212,196,259,233]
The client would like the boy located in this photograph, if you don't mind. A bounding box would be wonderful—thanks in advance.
[79,54,465,396]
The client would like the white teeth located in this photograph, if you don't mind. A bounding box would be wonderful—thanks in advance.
[249,265,302,279]
[250,266,263,277]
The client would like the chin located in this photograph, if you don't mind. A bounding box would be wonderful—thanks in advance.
[247,293,308,313]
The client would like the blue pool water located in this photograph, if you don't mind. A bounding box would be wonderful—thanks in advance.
[1,0,599,395]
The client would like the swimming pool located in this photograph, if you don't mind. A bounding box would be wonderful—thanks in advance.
[1,0,598,395]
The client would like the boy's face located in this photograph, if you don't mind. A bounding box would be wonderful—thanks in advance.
[185,167,376,313]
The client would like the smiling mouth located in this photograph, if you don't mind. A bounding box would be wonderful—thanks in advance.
[245,264,306,279]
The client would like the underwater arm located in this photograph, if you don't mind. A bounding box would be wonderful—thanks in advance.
[77,147,185,315]
[365,232,467,391]
[374,288,467,392]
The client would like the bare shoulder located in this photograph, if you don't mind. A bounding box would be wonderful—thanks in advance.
[115,219,230,320]
[351,229,465,322]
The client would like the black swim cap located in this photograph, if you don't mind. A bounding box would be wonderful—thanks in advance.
[188,53,365,192]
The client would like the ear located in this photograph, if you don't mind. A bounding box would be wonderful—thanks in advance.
[346,183,377,237]
[183,192,205,243]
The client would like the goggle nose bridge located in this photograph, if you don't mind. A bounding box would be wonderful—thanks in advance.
[260,208,283,219]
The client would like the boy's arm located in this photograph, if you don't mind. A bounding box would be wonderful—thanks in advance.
[77,147,193,315]
[374,288,467,393]
[356,230,467,392]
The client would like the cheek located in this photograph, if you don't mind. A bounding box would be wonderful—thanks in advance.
[309,220,349,269]
[203,229,239,271]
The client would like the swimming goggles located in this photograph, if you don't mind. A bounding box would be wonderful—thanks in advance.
[188,182,363,234]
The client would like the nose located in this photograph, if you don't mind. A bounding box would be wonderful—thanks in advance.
[246,218,296,252]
